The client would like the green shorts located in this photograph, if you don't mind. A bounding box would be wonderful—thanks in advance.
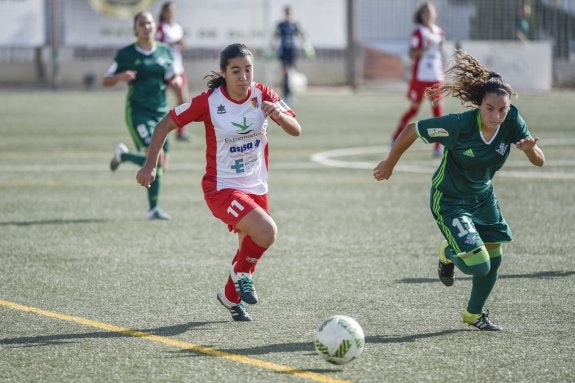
[125,109,170,153]
[430,186,512,256]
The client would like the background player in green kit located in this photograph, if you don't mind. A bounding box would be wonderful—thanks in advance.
[373,51,545,331]
[103,11,180,220]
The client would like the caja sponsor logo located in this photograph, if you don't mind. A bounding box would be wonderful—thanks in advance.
[229,139,261,154]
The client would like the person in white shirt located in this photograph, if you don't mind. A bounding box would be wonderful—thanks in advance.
[391,2,445,157]
[157,1,190,141]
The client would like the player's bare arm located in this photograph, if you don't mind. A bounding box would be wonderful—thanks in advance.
[102,70,137,87]
[262,101,301,136]
[373,122,418,181]
[136,115,177,187]
[516,137,545,167]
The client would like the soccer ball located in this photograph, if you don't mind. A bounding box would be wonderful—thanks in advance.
[314,315,365,365]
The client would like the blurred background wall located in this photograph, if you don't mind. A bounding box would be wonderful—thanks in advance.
[1,0,573,90]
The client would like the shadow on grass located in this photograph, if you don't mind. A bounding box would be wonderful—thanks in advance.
[0,321,223,347]
[366,329,467,344]
[174,343,351,373]
[0,218,109,227]
[397,270,575,284]
[175,328,464,359]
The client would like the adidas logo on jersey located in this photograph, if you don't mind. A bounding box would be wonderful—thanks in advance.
[463,149,475,157]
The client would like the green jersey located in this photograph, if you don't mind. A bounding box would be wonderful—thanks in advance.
[416,105,530,197]
[109,43,174,116]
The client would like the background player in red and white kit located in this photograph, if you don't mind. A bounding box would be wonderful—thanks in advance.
[392,2,445,157]
[136,43,302,321]
[157,1,190,141]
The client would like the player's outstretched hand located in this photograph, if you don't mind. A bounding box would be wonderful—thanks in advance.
[373,159,394,181]
[119,70,137,83]
[515,136,539,152]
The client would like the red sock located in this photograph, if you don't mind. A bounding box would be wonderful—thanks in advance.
[231,249,239,265]
[223,238,267,303]
[223,250,240,303]
[224,277,240,303]
[235,236,267,274]
[392,106,418,141]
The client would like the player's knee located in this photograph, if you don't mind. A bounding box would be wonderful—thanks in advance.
[256,220,277,248]
[461,247,491,277]
[471,261,490,277]
[486,245,502,273]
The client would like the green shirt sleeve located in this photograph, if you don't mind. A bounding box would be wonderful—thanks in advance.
[416,111,474,149]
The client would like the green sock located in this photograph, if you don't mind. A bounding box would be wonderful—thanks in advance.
[147,166,162,210]
[467,249,503,314]
[122,152,146,167]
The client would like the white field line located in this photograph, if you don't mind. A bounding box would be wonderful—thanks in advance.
[0,162,319,173]
[1,138,574,180]
[310,145,575,180]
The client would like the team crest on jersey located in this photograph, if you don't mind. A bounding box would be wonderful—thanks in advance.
[465,234,476,246]
[217,104,226,114]
[496,143,508,156]
[427,128,449,137]
[250,97,259,109]
[174,101,191,116]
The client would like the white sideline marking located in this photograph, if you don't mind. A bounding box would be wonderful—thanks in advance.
[310,146,575,180]
[0,162,320,173]
[1,138,573,180]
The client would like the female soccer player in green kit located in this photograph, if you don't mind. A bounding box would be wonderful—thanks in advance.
[373,51,545,331]
[103,11,180,220]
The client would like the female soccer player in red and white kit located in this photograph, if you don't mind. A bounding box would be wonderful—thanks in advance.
[391,2,444,157]
[136,43,302,321]
[156,1,190,141]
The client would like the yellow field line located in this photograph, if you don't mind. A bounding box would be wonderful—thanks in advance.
[0,299,351,383]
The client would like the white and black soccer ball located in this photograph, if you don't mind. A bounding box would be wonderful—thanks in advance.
[314,315,365,365]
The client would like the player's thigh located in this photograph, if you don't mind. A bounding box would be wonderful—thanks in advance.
[280,48,296,66]
[438,211,484,255]
[432,193,484,255]
[407,80,428,103]
[236,207,277,247]
[205,189,270,231]
[474,192,513,245]
[126,111,169,153]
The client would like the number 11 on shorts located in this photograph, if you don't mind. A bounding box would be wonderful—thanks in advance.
[227,199,245,218]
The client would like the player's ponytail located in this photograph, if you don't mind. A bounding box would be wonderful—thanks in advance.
[426,50,515,107]
[205,72,225,90]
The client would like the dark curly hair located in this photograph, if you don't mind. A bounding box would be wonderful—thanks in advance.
[426,50,515,107]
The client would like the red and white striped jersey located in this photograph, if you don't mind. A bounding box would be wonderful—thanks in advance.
[410,24,444,83]
[170,82,295,195]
